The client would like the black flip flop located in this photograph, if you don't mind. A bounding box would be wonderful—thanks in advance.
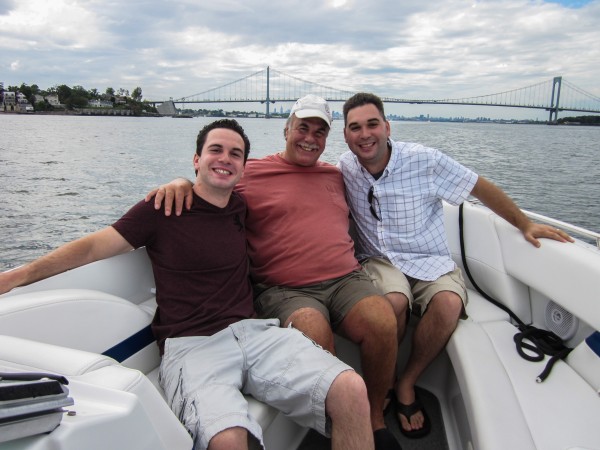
[396,396,431,439]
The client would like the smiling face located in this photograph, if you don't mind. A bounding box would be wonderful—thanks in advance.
[193,127,246,202]
[282,115,330,167]
[343,103,391,174]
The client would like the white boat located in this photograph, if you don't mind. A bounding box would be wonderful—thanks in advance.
[1,201,599,450]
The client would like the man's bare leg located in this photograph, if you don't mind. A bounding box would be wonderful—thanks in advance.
[338,295,398,432]
[382,291,410,410]
[326,370,374,450]
[393,291,462,432]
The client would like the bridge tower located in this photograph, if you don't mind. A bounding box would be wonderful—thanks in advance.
[266,66,271,118]
[262,66,276,118]
[548,76,562,123]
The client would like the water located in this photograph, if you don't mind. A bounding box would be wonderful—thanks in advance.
[1,114,599,271]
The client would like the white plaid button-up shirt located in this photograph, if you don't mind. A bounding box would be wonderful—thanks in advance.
[338,140,478,281]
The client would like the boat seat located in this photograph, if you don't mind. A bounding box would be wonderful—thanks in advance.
[447,319,600,450]
[444,202,533,323]
[0,289,155,356]
[0,288,295,448]
[443,202,600,450]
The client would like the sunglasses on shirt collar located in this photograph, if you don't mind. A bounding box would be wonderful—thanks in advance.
[368,186,381,221]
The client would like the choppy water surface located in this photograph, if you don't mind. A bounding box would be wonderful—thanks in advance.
[1,114,598,270]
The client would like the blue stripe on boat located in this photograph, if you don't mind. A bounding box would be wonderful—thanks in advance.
[102,325,154,362]
[586,331,600,358]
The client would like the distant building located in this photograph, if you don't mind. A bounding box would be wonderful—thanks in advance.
[156,100,177,116]
[88,99,113,108]
[3,91,16,111]
[46,95,61,106]
[15,93,34,113]
[4,91,15,105]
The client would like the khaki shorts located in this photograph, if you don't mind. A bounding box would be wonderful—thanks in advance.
[253,270,379,331]
[361,257,468,317]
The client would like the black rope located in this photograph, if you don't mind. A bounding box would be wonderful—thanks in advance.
[458,203,571,382]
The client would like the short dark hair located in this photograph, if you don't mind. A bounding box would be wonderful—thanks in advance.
[196,119,251,162]
[343,93,386,125]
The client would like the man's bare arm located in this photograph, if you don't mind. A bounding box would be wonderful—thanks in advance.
[471,176,573,248]
[0,227,133,295]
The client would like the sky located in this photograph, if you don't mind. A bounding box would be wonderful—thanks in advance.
[1,0,599,119]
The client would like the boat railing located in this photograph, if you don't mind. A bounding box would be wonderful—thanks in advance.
[521,209,600,249]
[467,200,600,248]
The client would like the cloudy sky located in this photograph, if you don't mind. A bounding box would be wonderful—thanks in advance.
[1,0,598,119]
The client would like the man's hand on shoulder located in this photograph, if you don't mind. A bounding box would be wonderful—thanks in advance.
[145,178,194,216]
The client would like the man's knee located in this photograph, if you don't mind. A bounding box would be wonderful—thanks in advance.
[326,370,370,418]
[286,307,335,353]
[285,306,328,327]
[341,295,397,342]
[208,427,249,450]
[428,291,464,322]
[384,292,409,319]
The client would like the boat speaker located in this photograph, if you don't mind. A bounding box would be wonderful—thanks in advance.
[545,301,578,340]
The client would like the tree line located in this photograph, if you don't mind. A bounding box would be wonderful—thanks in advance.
[1,82,156,114]
[556,115,600,125]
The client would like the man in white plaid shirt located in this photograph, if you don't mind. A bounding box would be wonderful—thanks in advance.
[338,93,573,439]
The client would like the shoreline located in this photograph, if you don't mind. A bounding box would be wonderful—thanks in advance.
[2,109,599,125]
[1,109,161,117]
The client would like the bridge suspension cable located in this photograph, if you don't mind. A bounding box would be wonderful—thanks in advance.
[173,67,355,103]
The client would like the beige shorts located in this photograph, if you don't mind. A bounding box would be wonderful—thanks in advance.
[361,257,468,317]
[253,270,379,331]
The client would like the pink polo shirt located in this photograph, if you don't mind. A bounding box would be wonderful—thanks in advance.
[236,154,361,287]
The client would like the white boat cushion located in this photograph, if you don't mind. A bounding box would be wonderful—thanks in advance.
[463,289,510,323]
[0,289,154,356]
[447,319,600,450]
[444,202,532,323]
[0,335,115,375]
[445,201,600,332]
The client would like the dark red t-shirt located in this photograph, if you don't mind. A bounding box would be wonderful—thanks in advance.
[112,191,254,353]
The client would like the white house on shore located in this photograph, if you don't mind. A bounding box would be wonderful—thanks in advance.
[2,91,33,113]
[88,99,114,108]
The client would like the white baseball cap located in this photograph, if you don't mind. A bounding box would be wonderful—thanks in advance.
[289,94,332,126]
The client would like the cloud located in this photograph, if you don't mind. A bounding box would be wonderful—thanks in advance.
[1,0,598,117]
[0,0,15,15]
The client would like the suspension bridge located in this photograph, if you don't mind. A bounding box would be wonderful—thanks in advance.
[152,66,600,122]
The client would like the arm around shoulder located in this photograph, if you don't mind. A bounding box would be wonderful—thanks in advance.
[144,178,194,216]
